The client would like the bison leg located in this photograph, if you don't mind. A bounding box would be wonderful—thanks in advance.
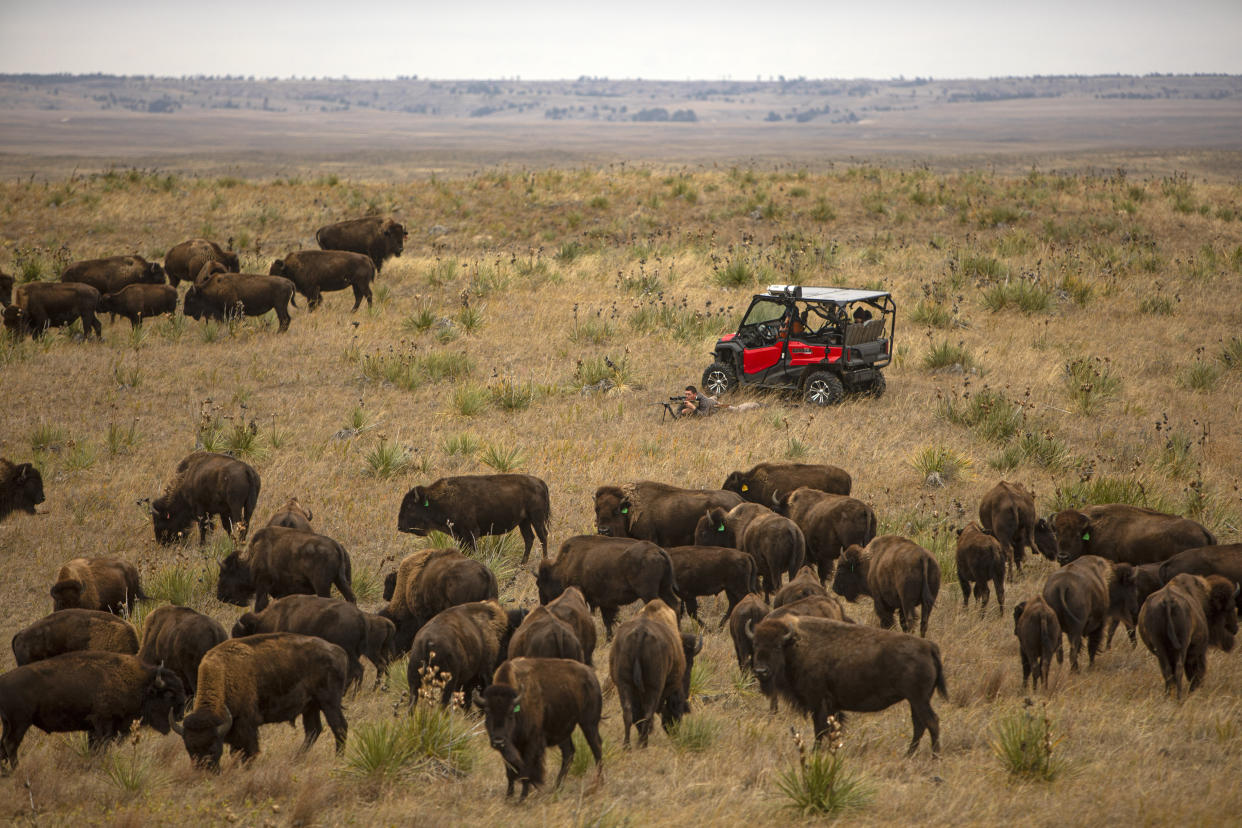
[873,599,897,630]
[600,607,619,641]
[720,591,742,630]
[1067,630,1083,672]
[1085,626,1104,668]
[518,522,536,565]
[299,707,323,753]
[321,698,349,753]
[1186,643,1207,695]
[1,716,31,770]
[683,596,701,625]
[619,694,634,749]
[907,697,940,757]
[579,719,603,773]
[1019,650,1031,689]
[993,576,1004,615]
[518,736,546,802]
[553,736,574,790]
[959,577,971,608]
[974,581,990,613]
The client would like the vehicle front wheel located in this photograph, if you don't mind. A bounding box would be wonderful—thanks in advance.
[702,362,738,396]
[803,371,845,406]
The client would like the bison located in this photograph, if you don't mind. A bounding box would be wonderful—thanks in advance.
[727,593,770,672]
[98,283,177,328]
[1105,562,1165,649]
[163,238,239,287]
[722,462,851,503]
[0,652,185,770]
[1042,555,1138,671]
[609,599,701,748]
[1012,596,1063,690]
[60,254,164,294]
[408,600,523,706]
[137,605,228,697]
[749,615,947,755]
[695,503,805,598]
[379,548,499,654]
[265,497,313,530]
[50,557,144,614]
[1050,504,1215,566]
[217,525,355,611]
[315,216,407,273]
[955,522,1005,613]
[536,536,679,639]
[398,474,551,564]
[269,250,375,310]
[665,545,758,627]
[11,609,138,666]
[1159,544,1242,612]
[544,586,597,666]
[0,269,12,306]
[833,536,941,637]
[479,657,603,802]
[779,487,877,583]
[773,565,828,609]
[978,481,1056,574]
[0,459,44,523]
[594,481,743,548]
[151,451,260,545]
[183,272,297,332]
[172,633,349,770]
[3,281,101,339]
[508,606,586,663]
[1138,573,1237,698]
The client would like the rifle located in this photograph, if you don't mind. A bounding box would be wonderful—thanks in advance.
[653,396,684,422]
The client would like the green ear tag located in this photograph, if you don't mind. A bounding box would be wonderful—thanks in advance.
[620,507,628,515]
[423,499,429,507]
[1082,532,1090,541]
[513,704,521,713]
[717,524,725,532]
[741,484,749,492]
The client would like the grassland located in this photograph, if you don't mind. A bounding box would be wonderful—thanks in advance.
[1,159,1241,826]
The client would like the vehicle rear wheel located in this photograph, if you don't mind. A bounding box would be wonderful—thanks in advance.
[803,371,844,406]
[866,371,886,398]
[702,362,738,396]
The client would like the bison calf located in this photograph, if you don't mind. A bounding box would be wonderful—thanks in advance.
[956,522,1005,614]
[833,536,940,637]
[1138,574,1238,698]
[98,284,177,328]
[666,544,758,627]
[1012,596,1062,690]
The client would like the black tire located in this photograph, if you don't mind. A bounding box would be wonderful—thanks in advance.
[803,371,844,406]
[866,371,886,398]
[702,361,738,397]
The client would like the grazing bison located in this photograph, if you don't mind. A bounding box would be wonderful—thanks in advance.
[98,283,177,328]
[1013,596,1063,690]
[779,488,877,583]
[11,609,138,666]
[138,605,228,697]
[0,459,44,523]
[151,451,260,545]
[60,255,164,294]
[955,522,1006,613]
[666,545,758,627]
[544,586,597,666]
[398,474,551,564]
[379,548,499,654]
[749,615,947,755]
[833,537,941,637]
[508,606,586,663]
[1042,555,1138,671]
[172,633,348,770]
[536,536,679,639]
[1050,504,1215,566]
[610,599,701,749]
[269,250,376,310]
[1159,545,1242,611]
[409,600,523,706]
[50,557,144,614]
[217,525,355,611]
[594,481,743,548]
[265,498,313,530]
[727,593,771,672]
[0,652,185,769]
[183,272,297,332]
[979,481,1056,574]
[3,281,101,339]
[773,565,828,609]
[1138,573,1238,698]
[695,503,806,598]
[315,216,407,273]
[479,657,603,802]
[163,239,239,287]
[723,462,851,503]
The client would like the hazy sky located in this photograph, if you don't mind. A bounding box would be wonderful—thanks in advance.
[2,0,1240,80]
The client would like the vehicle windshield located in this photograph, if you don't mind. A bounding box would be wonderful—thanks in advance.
[740,298,787,328]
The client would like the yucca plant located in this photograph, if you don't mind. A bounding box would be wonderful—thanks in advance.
[775,724,872,817]
[452,385,489,417]
[480,444,525,473]
[923,340,975,372]
[992,703,1066,781]
[364,438,414,479]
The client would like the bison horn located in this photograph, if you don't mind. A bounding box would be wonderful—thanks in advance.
[744,619,756,640]
[305,507,313,522]
[169,709,185,736]
[216,707,234,739]
[472,689,486,709]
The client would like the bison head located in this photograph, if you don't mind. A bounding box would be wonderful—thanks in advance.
[152,495,195,544]
[721,471,757,501]
[1205,575,1239,651]
[6,462,44,514]
[535,561,564,606]
[397,486,446,536]
[3,304,26,334]
[480,683,525,771]
[1051,510,1091,565]
[231,612,260,638]
[1107,562,1139,625]
[49,578,85,611]
[183,286,205,320]
[831,545,870,602]
[1033,517,1058,561]
[1012,600,1028,637]
[215,552,255,607]
[142,667,187,733]
[748,616,794,694]
[268,259,287,277]
[693,507,735,547]
[666,632,704,724]
[593,486,632,538]
[142,262,166,284]
[381,219,407,256]
[173,706,233,771]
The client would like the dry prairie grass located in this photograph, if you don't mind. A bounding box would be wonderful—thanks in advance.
[1,161,1241,825]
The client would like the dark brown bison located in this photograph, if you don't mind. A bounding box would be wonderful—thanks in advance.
[265,498,313,530]
[0,270,12,306]
[727,593,770,672]
[0,652,185,770]
[98,283,177,328]
[1042,555,1138,671]
[695,503,806,598]
[3,281,101,339]
[183,272,297,332]
[1012,596,1062,690]
[1050,504,1215,566]
[594,481,743,548]
[398,474,551,564]
[379,548,499,654]
[217,526,355,611]
[60,254,164,294]
[979,481,1056,574]
[749,615,947,755]
[955,522,1005,613]
[1159,545,1242,611]
[609,600,701,748]
[833,536,941,637]
[773,565,828,609]
[723,462,851,503]
[479,657,603,802]
[409,600,523,706]
[50,557,144,614]
[665,545,758,627]
[508,606,585,663]
[151,451,261,545]
[769,593,849,623]
[163,239,239,287]
[172,633,348,770]
[536,536,679,639]
[315,216,407,273]
[137,605,228,697]
[0,459,44,523]
[779,487,877,583]
[1106,562,1165,648]
[11,609,138,666]
[1138,573,1238,698]
[544,586,597,666]
[269,250,375,310]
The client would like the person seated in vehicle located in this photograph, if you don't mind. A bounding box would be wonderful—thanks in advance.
[678,385,718,418]
[778,308,807,339]
[852,306,873,323]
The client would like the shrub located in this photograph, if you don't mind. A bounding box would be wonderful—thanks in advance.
[992,704,1066,781]
[1063,357,1121,415]
[100,741,166,794]
[775,726,872,817]
[480,444,525,472]
[923,340,975,372]
[364,438,414,479]
[909,445,972,486]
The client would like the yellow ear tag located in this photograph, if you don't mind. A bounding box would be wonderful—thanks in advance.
[741,484,749,492]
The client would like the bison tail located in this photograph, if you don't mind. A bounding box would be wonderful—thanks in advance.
[931,645,949,700]
[745,555,759,595]
[658,548,681,611]
[1053,583,1082,632]
[1165,604,1182,653]
[337,545,357,604]
[921,557,935,613]
[866,509,878,545]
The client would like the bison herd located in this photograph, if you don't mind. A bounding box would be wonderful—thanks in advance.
[1,451,1239,801]
[0,215,407,338]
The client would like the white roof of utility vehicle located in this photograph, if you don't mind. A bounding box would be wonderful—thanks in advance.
[766,285,890,303]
